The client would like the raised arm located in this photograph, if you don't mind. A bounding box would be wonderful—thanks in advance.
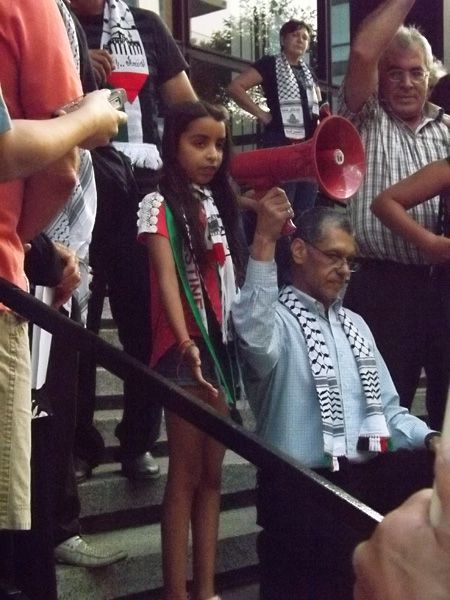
[344,0,416,113]
[227,67,272,126]
[232,188,291,377]
[250,187,291,261]
[371,159,450,263]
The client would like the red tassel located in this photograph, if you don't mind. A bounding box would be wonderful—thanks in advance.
[380,438,389,452]
[212,243,225,265]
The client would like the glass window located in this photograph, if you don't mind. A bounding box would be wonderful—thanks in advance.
[190,0,317,61]
[330,1,350,87]
[189,58,258,149]
[137,0,161,12]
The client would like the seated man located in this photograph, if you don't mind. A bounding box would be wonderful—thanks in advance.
[232,196,439,600]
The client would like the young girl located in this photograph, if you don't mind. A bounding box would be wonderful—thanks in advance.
[137,101,246,600]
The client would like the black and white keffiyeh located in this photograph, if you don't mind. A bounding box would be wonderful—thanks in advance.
[275,53,319,140]
[101,0,162,170]
[279,286,390,471]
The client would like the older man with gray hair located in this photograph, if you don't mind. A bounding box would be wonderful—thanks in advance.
[338,0,450,433]
[232,193,438,599]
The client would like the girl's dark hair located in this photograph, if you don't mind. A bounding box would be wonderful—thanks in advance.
[158,100,245,282]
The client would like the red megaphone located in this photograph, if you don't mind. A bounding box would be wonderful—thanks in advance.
[230,114,366,234]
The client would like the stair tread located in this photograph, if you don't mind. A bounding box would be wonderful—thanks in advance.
[56,507,260,600]
[89,448,252,476]
[79,457,256,522]
[74,505,259,556]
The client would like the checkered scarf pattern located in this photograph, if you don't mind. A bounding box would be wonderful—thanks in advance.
[51,0,96,323]
[275,53,319,140]
[45,149,96,323]
[56,0,79,71]
[279,286,390,470]
[101,0,161,170]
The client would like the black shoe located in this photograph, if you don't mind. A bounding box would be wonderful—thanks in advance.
[74,457,92,484]
[121,451,160,480]
[0,579,30,599]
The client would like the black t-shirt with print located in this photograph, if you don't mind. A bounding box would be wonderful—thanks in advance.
[77,7,188,149]
[253,54,317,142]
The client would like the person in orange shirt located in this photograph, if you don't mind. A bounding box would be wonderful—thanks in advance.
[0,0,126,536]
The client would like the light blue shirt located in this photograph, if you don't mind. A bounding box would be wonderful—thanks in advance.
[232,258,430,469]
[0,93,11,135]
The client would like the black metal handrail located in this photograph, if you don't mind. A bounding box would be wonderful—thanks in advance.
[0,277,382,536]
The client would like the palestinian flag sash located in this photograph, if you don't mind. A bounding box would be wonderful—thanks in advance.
[165,202,237,407]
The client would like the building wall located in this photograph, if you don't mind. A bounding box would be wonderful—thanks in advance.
[350,0,444,61]
[318,0,447,110]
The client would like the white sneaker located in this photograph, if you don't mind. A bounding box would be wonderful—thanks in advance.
[54,535,127,568]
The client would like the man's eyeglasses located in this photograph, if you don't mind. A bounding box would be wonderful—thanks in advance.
[386,68,429,84]
[302,239,360,273]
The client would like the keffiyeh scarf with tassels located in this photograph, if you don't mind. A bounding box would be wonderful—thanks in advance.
[279,286,391,471]
[101,0,162,170]
[275,53,319,140]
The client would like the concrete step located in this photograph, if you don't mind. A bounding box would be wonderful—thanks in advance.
[56,506,260,600]
[92,402,256,455]
[98,327,122,349]
[79,451,257,531]
[96,368,124,398]
[221,583,259,600]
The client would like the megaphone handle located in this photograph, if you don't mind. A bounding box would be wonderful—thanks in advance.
[281,218,297,236]
[319,102,331,120]
[429,389,450,526]
[253,187,297,237]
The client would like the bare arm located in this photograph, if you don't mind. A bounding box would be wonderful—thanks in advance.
[16,90,127,242]
[228,67,272,125]
[0,89,127,182]
[146,233,217,396]
[371,159,450,263]
[160,71,197,107]
[344,0,416,113]
[18,153,78,243]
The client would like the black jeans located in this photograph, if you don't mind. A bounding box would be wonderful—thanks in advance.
[256,449,434,600]
[344,259,450,430]
[75,168,162,462]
